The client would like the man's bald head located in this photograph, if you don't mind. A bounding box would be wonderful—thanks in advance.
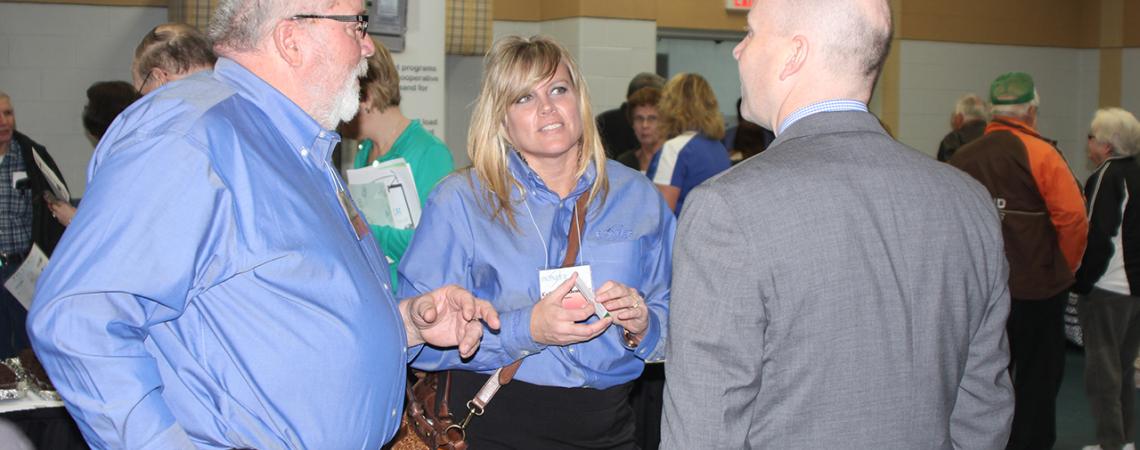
[773,0,892,82]
[734,0,892,131]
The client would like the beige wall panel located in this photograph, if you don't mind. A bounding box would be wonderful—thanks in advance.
[1100,48,1122,107]
[899,0,1092,48]
[656,0,746,31]
[561,0,656,21]
[1126,1,1140,46]
[0,0,164,5]
[494,0,539,21]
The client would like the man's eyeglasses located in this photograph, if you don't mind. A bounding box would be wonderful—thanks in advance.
[291,14,370,39]
[137,71,154,95]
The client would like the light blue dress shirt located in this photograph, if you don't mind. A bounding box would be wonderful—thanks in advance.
[27,58,409,450]
[778,99,869,135]
[399,152,674,389]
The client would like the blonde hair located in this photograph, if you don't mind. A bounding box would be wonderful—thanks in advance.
[658,73,725,140]
[1090,107,1140,157]
[467,35,608,228]
[359,36,401,111]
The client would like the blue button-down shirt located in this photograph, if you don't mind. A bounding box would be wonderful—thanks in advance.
[28,58,408,450]
[778,99,869,135]
[400,153,674,388]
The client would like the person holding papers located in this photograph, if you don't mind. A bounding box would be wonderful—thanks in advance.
[398,35,674,449]
[341,37,454,287]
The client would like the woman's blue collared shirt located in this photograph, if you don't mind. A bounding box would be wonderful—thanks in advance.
[399,152,674,389]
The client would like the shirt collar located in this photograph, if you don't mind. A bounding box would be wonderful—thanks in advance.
[507,149,596,201]
[213,57,340,161]
[778,99,869,135]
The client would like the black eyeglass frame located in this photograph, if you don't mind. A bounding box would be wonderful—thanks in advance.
[290,14,370,38]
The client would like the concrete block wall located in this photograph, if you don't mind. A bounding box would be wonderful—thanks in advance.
[898,40,1101,179]
[0,3,167,197]
[1124,48,1140,116]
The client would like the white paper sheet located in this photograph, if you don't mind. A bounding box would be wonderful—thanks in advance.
[4,244,48,311]
[345,158,422,230]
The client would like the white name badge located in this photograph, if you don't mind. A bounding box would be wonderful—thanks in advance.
[538,265,609,319]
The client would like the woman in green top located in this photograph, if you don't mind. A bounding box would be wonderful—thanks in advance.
[342,37,455,288]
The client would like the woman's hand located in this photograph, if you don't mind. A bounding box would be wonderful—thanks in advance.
[596,281,649,340]
[530,273,612,346]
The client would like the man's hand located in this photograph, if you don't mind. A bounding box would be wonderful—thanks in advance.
[44,193,76,227]
[401,285,500,358]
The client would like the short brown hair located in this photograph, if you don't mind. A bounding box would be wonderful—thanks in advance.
[134,23,216,81]
[625,87,661,123]
[658,73,724,140]
[359,36,401,111]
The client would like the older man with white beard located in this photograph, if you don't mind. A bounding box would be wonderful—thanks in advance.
[24,0,500,448]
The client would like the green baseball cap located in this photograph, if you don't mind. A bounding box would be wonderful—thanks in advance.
[990,72,1036,105]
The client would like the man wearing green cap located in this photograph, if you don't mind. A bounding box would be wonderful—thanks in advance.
[951,71,1089,450]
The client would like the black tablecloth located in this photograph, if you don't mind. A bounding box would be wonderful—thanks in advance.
[3,406,88,449]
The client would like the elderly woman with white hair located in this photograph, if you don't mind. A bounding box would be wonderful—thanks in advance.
[1074,107,1140,450]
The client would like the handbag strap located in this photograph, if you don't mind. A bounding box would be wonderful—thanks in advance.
[462,192,589,415]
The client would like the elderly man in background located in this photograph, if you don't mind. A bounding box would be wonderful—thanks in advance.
[26,1,498,448]
[937,93,989,162]
[132,22,217,95]
[596,72,666,158]
[661,0,1014,448]
[0,92,68,359]
[951,72,1088,450]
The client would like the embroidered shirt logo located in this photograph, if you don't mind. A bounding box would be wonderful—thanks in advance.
[594,225,633,241]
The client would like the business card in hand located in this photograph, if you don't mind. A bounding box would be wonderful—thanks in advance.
[538,265,610,319]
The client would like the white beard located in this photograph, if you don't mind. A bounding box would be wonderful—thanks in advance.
[311,58,368,130]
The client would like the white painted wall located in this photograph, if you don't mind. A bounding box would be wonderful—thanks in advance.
[0,3,167,196]
[391,0,445,139]
[1123,48,1140,117]
[898,40,1100,179]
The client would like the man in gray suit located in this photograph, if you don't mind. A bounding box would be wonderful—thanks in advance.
[660,0,1015,448]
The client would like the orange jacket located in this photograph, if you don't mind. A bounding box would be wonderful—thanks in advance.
[989,119,1088,272]
[951,117,1088,299]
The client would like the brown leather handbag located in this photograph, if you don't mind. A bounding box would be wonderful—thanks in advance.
[392,193,589,450]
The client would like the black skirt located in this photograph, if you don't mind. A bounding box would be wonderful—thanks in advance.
[447,370,637,450]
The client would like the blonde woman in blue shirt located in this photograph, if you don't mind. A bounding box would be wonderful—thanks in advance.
[343,37,454,288]
[399,35,674,449]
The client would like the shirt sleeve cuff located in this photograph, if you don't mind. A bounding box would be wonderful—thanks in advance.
[630,313,662,361]
[500,308,546,359]
[406,343,424,363]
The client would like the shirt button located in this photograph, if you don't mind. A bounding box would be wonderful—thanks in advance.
[392,408,398,417]
[319,131,327,138]
[568,348,575,353]
[300,147,309,157]
[521,350,530,356]
[384,283,390,290]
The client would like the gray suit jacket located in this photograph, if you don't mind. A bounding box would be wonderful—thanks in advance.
[661,111,1013,449]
